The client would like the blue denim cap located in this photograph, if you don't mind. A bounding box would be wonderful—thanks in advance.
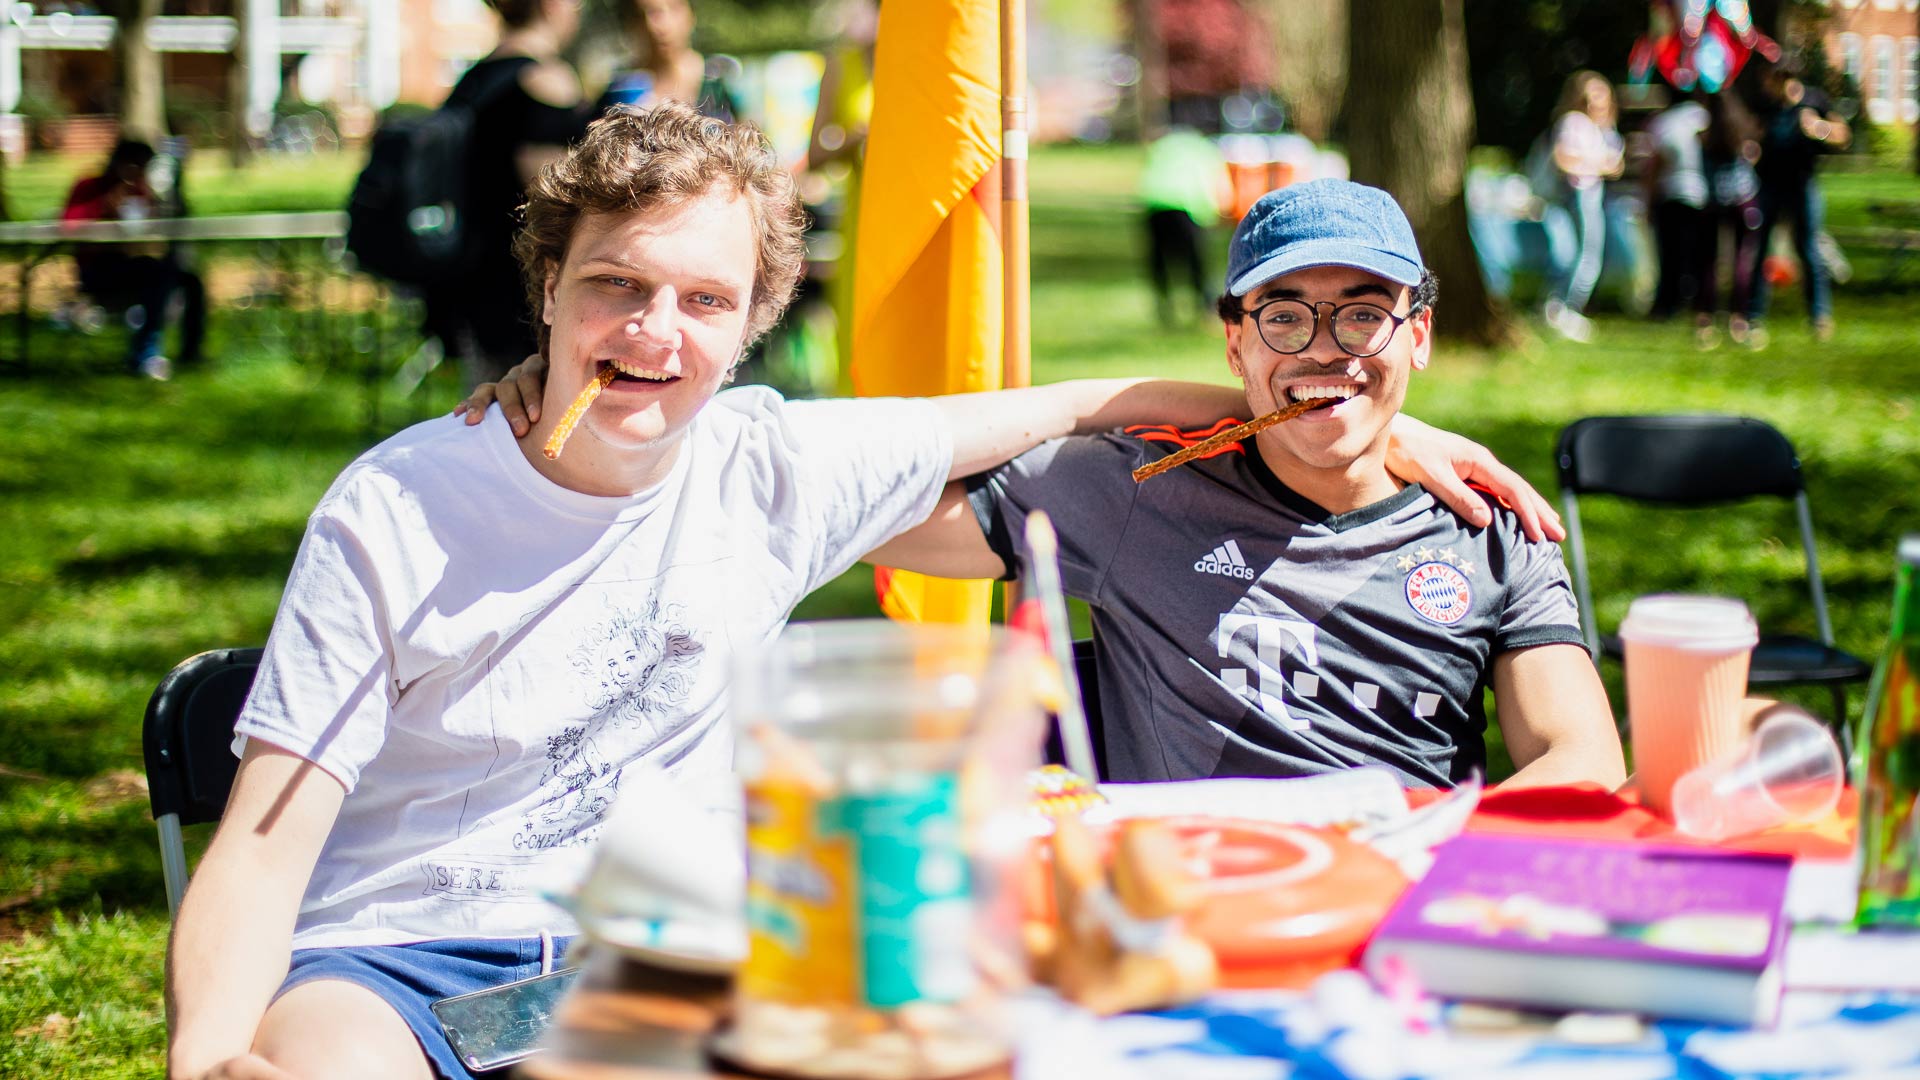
[1225,179,1425,297]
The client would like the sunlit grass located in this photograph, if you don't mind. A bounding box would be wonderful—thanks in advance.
[0,909,170,1080]
[5,150,361,221]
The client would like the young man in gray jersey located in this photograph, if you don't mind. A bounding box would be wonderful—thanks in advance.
[870,179,1626,790]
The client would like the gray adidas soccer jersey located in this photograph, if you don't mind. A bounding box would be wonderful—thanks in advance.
[966,427,1586,788]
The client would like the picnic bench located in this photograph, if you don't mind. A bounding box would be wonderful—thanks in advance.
[0,210,439,429]
[0,210,349,370]
[1829,201,1920,286]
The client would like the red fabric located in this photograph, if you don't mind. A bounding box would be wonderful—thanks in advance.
[1408,782,1855,860]
[61,174,134,223]
[62,172,151,223]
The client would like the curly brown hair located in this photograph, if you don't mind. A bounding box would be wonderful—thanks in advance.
[514,102,808,358]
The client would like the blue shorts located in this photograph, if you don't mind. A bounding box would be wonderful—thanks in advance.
[279,936,577,1079]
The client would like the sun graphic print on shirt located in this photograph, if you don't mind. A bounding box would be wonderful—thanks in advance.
[519,597,705,849]
[572,597,704,737]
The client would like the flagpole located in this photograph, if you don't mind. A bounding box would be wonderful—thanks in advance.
[1000,0,1030,392]
[997,0,1033,624]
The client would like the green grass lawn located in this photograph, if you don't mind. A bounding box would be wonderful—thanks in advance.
[5,151,363,221]
[2,144,1917,1076]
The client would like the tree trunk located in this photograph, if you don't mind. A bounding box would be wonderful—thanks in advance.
[114,0,167,143]
[228,0,253,167]
[1251,0,1346,142]
[1129,0,1166,139]
[1343,0,1513,347]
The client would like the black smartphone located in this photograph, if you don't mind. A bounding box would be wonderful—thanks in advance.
[428,966,582,1072]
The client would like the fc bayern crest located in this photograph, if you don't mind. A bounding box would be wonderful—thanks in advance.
[1405,561,1472,625]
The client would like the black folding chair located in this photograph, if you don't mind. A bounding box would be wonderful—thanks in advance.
[1042,639,1109,781]
[142,647,262,917]
[1555,415,1871,729]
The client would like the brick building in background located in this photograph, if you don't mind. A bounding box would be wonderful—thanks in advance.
[1818,0,1918,128]
[1,0,498,158]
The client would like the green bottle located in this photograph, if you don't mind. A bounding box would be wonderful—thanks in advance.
[1856,535,1920,927]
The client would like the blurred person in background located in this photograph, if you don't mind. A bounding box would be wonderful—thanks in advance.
[433,0,592,387]
[1744,56,1849,347]
[1643,90,1710,323]
[1698,90,1765,348]
[61,138,205,380]
[807,0,878,392]
[1139,127,1231,327]
[1541,71,1624,343]
[599,0,741,121]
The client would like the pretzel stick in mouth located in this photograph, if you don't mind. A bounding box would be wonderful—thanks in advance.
[1131,397,1323,483]
[542,366,619,460]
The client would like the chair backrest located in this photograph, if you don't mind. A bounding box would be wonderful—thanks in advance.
[143,647,263,829]
[1043,639,1109,781]
[1072,637,1109,782]
[1556,414,1803,504]
[1554,415,1834,658]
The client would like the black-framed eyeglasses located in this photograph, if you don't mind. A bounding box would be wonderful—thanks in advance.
[1243,298,1411,359]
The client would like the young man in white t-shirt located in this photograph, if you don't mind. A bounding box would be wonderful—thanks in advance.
[167,106,1560,1080]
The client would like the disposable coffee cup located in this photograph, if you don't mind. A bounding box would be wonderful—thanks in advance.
[1621,595,1758,817]
[1671,708,1843,842]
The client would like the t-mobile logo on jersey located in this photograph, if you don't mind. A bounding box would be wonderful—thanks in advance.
[1215,613,1318,731]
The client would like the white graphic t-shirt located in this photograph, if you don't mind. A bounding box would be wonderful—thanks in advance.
[234,387,950,948]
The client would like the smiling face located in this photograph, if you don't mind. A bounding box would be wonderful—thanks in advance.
[1224,264,1432,507]
[530,186,757,494]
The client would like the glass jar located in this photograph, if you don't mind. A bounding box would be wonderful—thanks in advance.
[719,620,1043,1080]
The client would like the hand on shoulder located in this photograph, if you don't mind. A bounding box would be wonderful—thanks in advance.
[454,354,545,436]
[1384,414,1564,542]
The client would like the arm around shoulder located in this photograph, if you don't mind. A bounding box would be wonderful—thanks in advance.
[932,378,1244,481]
[166,741,345,1079]
[1490,642,1626,790]
[1384,413,1564,542]
[862,481,1007,580]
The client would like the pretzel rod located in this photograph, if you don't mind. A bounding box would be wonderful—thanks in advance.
[542,366,618,460]
[1131,397,1321,483]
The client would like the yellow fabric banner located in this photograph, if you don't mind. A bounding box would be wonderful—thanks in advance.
[851,0,1002,626]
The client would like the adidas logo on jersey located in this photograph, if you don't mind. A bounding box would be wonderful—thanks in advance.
[1194,539,1255,579]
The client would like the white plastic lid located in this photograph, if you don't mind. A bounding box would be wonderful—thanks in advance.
[1618,594,1758,651]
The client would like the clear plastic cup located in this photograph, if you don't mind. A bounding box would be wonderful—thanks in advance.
[1670,708,1844,842]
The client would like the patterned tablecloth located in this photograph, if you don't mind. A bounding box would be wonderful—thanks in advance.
[1013,979,1920,1080]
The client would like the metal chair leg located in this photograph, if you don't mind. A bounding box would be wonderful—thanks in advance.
[1829,683,1853,764]
[158,814,189,918]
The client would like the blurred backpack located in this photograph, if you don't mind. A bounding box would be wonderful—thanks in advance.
[345,61,525,287]
[1523,132,1566,204]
